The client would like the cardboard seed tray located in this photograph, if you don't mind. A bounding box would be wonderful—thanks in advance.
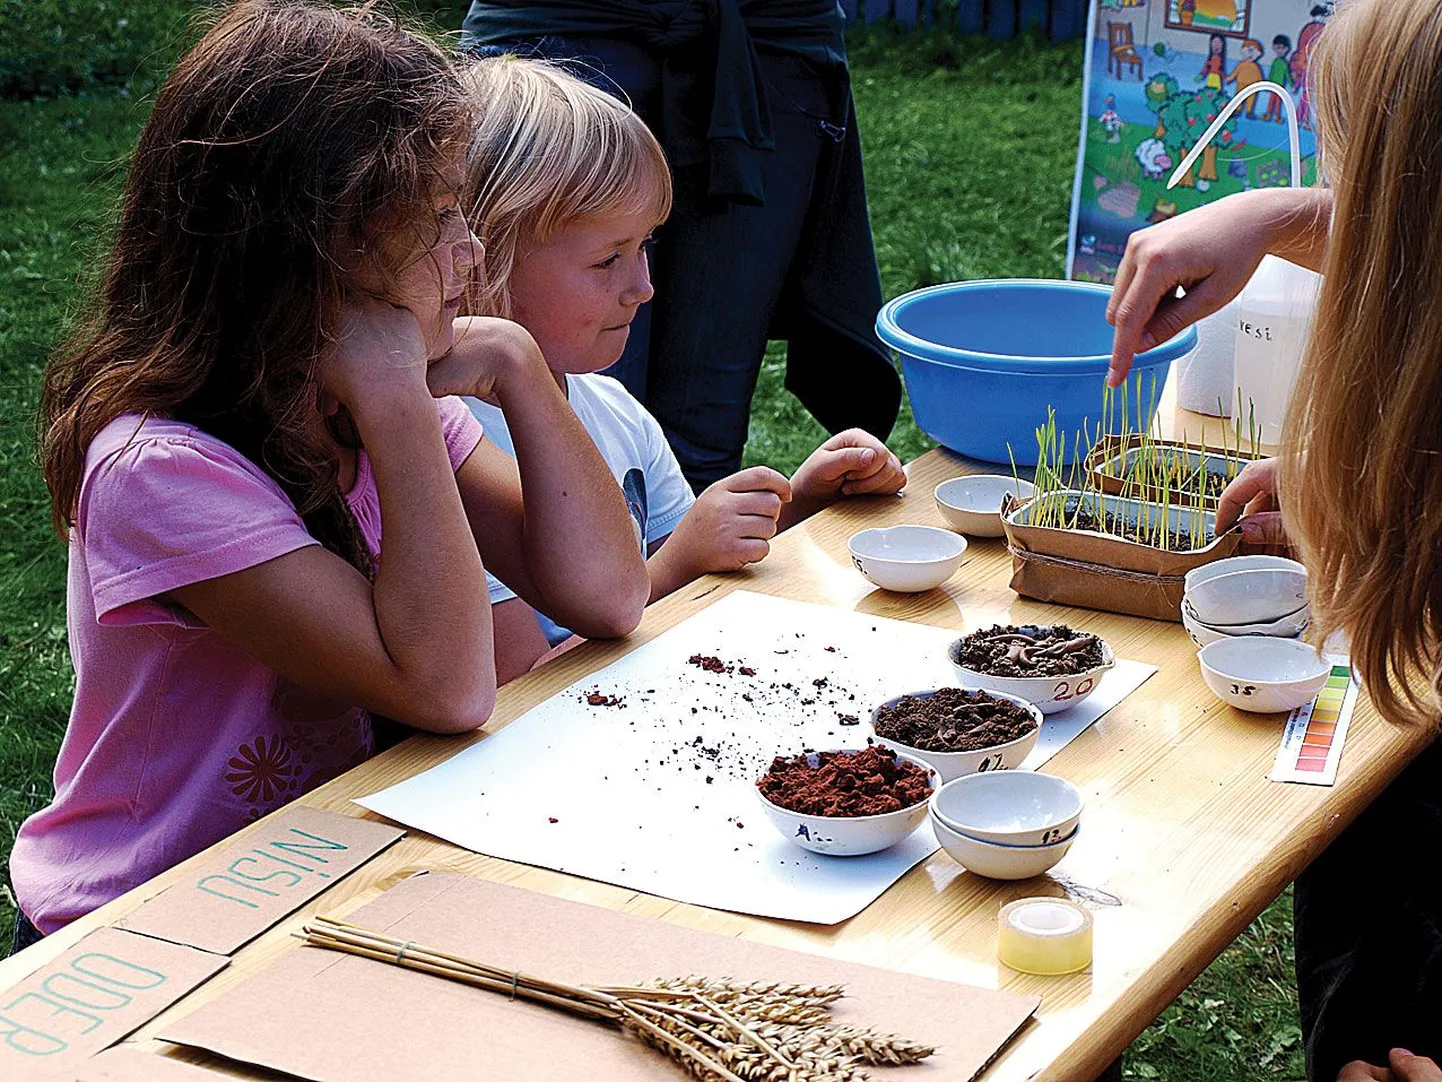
[1085,434,1261,511]
[1001,489,1242,622]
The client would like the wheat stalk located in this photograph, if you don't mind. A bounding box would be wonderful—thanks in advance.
[297,917,934,1081]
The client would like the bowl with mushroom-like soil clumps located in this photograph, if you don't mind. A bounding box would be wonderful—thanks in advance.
[870,687,1042,781]
[948,624,1115,715]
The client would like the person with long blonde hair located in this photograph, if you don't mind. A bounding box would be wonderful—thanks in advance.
[1106,1,1442,1077]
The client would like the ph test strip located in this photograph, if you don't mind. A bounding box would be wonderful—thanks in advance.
[1270,661,1358,786]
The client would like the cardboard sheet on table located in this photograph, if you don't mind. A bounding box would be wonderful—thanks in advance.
[357,591,1152,925]
[64,1046,226,1081]
[116,806,403,954]
[161,871,1039,1082]
[0,927,226,1077]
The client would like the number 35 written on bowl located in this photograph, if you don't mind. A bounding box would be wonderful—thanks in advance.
[1051,677,1095,702]
[1230,683,1257,697]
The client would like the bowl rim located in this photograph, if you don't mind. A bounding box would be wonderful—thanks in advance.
[1186,566,1309,595]
[934,474,1037,513]
[876,278,1198,372]
[947,628,1116,684]
[1183,597,1310,630]
[930,770,1085,834]
[1197,637,1332,686]
[1184,554,1306,590]
[869,687,1043,759]
[847,525,968,565]
[754,747,939,823]
[930,812,1081,851]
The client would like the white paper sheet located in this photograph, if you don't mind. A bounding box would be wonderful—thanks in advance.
[357,592,1155,924]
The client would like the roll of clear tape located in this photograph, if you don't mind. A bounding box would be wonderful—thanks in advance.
[997,898,1093,976]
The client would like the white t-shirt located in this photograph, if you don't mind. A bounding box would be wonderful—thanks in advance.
[465,373,695,643]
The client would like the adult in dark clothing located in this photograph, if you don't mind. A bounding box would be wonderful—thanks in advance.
[460,0,901,489]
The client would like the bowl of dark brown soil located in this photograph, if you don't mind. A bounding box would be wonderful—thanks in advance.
[755,746,937,856]
[870,687,1043,782]
[948,624,1115,715]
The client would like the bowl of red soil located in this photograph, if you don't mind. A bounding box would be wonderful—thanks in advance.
[948,624,1115,715]
[755,745,937,856]
[870,687,1042,782]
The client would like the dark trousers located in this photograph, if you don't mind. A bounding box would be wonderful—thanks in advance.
[1294,736,1442,1080]
[467,35,863,489]
[9,908,45,957]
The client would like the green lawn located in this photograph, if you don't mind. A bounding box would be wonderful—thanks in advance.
[0,6,1303,1079]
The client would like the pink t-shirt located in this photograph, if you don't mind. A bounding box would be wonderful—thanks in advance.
[11,399,483,933]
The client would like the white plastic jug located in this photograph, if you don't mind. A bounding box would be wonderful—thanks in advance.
[1233,255,1321,442]
[1176,298,1239,417]
[1168,81,1320,440]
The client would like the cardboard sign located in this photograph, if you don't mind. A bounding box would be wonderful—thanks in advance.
[0,928,225,1076]
[162,871,1040,1082]
[67,1046,226,1080]
[117,806,403,955]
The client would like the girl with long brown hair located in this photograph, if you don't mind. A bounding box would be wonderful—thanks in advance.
[1107,2,1442,1077]
[9,0,648,950]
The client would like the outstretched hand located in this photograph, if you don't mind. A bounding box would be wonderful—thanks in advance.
[1106,196,1271,388]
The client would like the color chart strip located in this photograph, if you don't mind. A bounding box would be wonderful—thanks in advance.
[1270,661,1358,786]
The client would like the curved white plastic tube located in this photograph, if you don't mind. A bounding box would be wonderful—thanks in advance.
[1166,80,1301,191]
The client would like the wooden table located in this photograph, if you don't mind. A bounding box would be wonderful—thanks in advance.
[2,421,1428,1081]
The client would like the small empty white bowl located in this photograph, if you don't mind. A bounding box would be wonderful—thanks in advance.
[930,770,1083,847]
[934,475,1036,537]
[870,688,1042,782]
[1182,606,1307,649]
[1184,555,1305,595]
[1182,603,1309,643]
[931,812,1078,880]
[1185,568,1309,627]
[1197,637,1331,713]
[756,748,937,856]
[948,631,1115,715]
[848,525,967,593]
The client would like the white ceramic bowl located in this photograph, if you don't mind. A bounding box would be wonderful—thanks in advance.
[930,770,1083,847]
[947,631,1115,715]
[1197,637,1331,713]
[1182,604,1309,648]
[755,748,938,856]
[934,475,1036,538]
[931,812,1078,880]
[1184,568,1308,627]
[870,688,1042,782]
[847,525,967,593]
[1184,554,1306,595]
[1182,598,1311,637]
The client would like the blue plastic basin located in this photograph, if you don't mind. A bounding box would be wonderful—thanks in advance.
[876,279,1197,466]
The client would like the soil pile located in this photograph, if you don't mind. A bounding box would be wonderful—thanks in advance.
[873,688,1037,752]
[758,746,930,817]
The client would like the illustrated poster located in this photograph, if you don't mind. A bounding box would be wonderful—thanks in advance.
[1068,0,1331,283]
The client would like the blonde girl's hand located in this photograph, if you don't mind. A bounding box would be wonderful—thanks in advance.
[666,466,792,577]
[1215,457,1290,552]
[425,316,545,403]
[1106,195,1272,388]
[320,296,431,415]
